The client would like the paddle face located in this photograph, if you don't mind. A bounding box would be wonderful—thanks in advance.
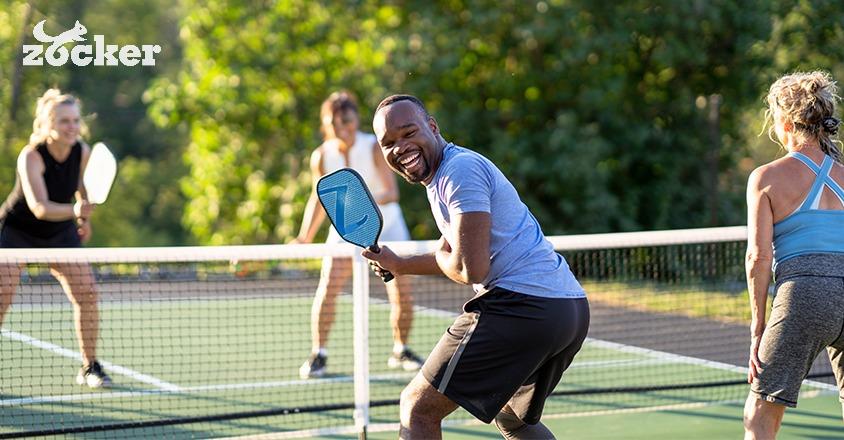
[317,168,384,249]
[83,142,117,204]
[317,168,394,282]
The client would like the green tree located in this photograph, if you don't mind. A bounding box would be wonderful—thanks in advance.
[150,0,844,244]
[0,2,65,196]
[1,0,189,246]
[148,0,395,244]
[378,0,773,233]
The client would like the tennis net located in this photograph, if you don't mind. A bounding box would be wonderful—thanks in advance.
[0,226,836,438]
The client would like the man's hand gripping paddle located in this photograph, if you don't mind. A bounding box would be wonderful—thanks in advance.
[316,168,394,282]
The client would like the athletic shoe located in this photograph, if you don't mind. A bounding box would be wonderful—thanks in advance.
[76,361,112,389]
[299,353,327,379]
[388,348,424,371]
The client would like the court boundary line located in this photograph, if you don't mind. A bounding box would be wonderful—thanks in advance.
[0,371,416,407]
[4,295,833,407]
[6,281,838,436]
[212,391,835,439]
[0,328,181,392]
[379,299,838,392]
[586,338,837,392]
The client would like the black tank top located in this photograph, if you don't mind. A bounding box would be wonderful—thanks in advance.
[0,142,82,238]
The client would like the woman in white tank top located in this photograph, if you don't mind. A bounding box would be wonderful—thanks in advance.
[294,91,423,379]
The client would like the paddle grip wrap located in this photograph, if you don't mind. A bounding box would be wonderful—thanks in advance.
[367,245,394,283]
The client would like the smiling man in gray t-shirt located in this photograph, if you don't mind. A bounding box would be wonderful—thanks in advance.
[362,95,590,439]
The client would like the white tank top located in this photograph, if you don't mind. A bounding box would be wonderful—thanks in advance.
[321,132,387,200]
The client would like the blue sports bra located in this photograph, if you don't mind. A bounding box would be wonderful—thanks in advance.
[772,152,844,265]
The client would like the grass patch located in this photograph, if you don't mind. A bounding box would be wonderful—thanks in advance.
[581,281,772,324]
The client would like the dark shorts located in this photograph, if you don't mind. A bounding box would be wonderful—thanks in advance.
[421,287,590,424]
[0,223,81,248]
[751,253,844,407]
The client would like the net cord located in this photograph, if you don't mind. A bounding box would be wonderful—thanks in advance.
[0,226,748,264]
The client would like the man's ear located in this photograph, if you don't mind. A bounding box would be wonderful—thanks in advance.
[428,116,440,136]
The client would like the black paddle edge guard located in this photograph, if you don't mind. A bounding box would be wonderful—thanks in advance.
[2,373,834,438]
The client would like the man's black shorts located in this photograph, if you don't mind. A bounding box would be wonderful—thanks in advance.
[421,287,589,424]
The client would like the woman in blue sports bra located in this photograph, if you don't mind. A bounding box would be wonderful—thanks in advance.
[745,71,844,439]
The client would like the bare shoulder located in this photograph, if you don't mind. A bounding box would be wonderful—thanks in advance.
[18,145,42,166]
[748,156,793,188]
[310,144,324,159]
[309,145,325,174]
[79,141,92,161]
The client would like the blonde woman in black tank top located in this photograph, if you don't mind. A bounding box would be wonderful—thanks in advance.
[0,89,111,388]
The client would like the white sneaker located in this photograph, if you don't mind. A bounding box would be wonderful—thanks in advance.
[299,353,327,379]
[76,361,112,388]
[387,348,424,371]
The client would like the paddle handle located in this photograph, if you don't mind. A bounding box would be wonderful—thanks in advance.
[367,244,394,283]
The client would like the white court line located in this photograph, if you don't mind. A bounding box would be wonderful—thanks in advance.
[586,338,838,392]
[0,328,181,392]
[0,358,677,408]
[4,295,835,411]
[0,371,415,407]
[213,394,835,439]
[10,293,318,312]
[380,298,840,391]
[571,357,673,369]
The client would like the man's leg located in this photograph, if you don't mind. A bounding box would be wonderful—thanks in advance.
[399,372,458,440]
[744,394,786,440]
[494,405,555,440]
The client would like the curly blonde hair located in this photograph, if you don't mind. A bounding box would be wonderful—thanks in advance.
[28,88,88,147]
[765,71,842,161]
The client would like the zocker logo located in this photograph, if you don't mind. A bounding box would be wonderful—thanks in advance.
[23,20,162,67]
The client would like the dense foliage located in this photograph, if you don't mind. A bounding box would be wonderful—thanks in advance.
[2,1,842,245]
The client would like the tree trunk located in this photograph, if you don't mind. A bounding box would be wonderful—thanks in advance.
[706,94,722,226]
[10,2,33,123]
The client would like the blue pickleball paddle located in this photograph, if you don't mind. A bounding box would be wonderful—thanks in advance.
[316,168,394,282]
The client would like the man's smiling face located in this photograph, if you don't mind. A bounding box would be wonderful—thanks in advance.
[373,100,443,185]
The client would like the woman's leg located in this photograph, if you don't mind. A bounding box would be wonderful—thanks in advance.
[744,394,786,440]
[310,257,353,352]
[386,275,413,346]
[0,264,22,326]
[51,262,98,365]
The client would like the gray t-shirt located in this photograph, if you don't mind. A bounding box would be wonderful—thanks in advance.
[425,143,586,299]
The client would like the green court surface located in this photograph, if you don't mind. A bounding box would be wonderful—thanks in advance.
[1,293,839,438]
[361,395,843,439]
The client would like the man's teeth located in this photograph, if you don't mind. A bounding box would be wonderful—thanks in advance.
[400,152,419,165]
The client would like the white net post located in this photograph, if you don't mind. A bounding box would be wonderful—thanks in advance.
[351,251,370,439]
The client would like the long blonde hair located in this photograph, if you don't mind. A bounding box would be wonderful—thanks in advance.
[764,71,842,161]
[28,88,88,147]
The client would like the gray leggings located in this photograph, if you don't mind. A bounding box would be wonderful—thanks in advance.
[751,253,844,407]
